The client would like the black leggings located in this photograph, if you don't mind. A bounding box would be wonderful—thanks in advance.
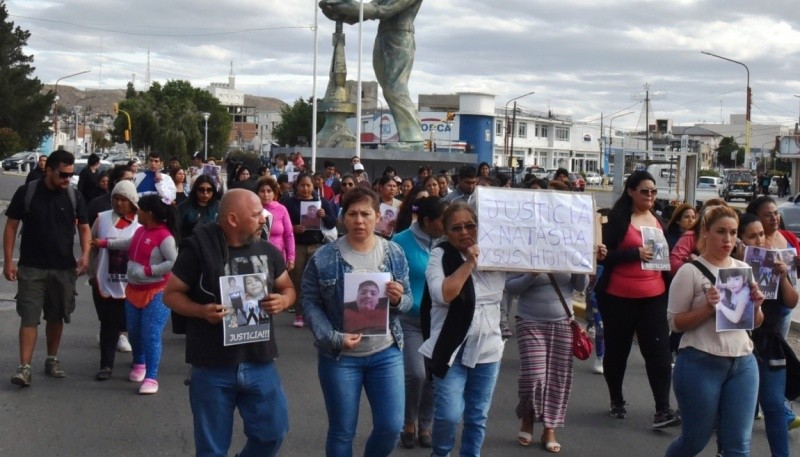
[92,285,127,369]
[598,292,672,412]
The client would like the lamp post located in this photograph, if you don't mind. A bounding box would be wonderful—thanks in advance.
[202,112,210,161]
[605,111,634,184]
[53,70,90,147]
[701,51,751,157]
[794,94,800,134]
[504,91,535,167]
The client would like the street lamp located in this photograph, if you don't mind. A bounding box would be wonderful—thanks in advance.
[701,51,751,156]
[53,70,90,147]
[504,91,535,168]
[202,112,210,161]
[604,111,634,181]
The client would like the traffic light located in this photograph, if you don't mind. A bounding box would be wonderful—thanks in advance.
[446,112,455,122]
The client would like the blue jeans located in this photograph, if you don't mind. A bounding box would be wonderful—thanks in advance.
[189,362,288,457]
[431,353,500,457]
[317,345,404,457]
[665,347,759,457]
[758,358,789,457]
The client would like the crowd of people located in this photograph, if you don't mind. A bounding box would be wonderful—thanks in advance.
[5,149,800,457]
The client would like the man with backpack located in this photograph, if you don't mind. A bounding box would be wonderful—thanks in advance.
[4,149,91,387]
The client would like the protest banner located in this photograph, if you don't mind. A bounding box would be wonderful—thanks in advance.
[475,187,596,273]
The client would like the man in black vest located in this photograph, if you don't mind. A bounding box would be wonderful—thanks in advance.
[164,189,296,456]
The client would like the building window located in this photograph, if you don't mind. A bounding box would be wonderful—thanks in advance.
[536,125,549,138]
[555,127,569,141]
[517,122,527,138]
[496,121,503,136]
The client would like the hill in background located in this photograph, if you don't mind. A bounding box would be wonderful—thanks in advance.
[42,85,287,115]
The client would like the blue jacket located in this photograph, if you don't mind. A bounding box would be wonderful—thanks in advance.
[301,238,412,359]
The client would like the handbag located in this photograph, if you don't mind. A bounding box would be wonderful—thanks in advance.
[548,273,593,360]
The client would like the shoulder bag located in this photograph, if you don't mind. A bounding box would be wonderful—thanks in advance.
[548,273,593,360]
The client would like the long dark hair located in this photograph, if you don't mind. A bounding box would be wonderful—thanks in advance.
[608,171,656,218]
[395,185,428,233]
[189,174,221,205]
[138,194,180,245]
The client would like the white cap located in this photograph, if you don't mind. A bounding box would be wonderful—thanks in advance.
[353,163,365,171]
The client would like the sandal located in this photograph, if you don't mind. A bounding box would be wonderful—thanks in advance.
[518,417,534,446]
[541,430,561,454]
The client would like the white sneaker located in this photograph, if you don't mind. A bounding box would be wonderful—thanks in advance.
[117,334,132,352]
[592,357,604,374]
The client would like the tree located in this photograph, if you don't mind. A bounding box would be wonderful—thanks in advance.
[0,1,55,156]
[716,136,745,168]
[272,98,324,146]
[112,80,231,163]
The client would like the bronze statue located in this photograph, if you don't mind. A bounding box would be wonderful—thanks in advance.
[319,0,424,151]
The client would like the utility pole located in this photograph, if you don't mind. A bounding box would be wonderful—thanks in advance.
[631,83,665,158]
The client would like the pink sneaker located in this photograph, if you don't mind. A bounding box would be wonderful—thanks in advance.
[129,364,146,382]
[139,378,158,395]
[293,316,304,328]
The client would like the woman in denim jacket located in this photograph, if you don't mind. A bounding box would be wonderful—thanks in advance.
[301,187,412,457]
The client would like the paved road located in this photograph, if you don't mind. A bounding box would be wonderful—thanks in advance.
[0,172,795,456]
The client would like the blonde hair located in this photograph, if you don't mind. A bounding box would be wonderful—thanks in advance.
[696,205,739,253]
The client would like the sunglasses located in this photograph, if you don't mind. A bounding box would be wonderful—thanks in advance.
[342,182,354,187]
[448,223,477,233]
[637,188,657,196]
[58,171,74,179]
[197,187,214,194]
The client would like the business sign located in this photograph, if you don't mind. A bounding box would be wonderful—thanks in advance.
[475,187,597,273]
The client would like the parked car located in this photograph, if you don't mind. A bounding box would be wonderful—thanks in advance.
[2,151,41,171]
[69,158,114,188]
[697,176,723,189]
[585,172,602,186]
[528,166,548,179]
[778,203,800,240]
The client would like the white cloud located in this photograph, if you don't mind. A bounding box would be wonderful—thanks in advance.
[6,0,800,128]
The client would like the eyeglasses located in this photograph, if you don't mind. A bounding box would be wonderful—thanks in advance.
[637,188,658,196]
[448,223,477,233]
[342,182,354,187]
[197,187,214,194]
[58,171,74,179]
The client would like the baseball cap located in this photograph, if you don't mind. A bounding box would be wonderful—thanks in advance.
[353,163,365,172]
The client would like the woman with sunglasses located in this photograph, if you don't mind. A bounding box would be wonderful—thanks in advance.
[421,202,506,457]
[177,175,220,241]
[595,171,679,428]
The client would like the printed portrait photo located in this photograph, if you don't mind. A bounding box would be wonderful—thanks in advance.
[343,272,391,336]
[300,201,321,230]
[715,267,755,331]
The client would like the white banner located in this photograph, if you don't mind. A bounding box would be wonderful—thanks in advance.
[475,187,597,273]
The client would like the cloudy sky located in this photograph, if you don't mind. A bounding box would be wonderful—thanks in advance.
[7,0,800,133]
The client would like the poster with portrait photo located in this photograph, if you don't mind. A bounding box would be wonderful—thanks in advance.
[202,164,222,190]
[287,171,300,183]
[375,203,398,238]
[343,272,391,336]
[300,201,322,230]
[777,248,798,288]
[641,226,670,271]
[744,246,779,299]
[106,246,129,283]
[715,267,755,332]
[219,273,271,346]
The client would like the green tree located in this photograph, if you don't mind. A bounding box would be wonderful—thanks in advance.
[0,127,22,156]
[273,97,323,146]
[112,80,231,163]
[716,136,745,168]
[0,1,55,155]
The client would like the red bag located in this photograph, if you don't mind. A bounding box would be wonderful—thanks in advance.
[570,320,593,360]
[548,274,594,360]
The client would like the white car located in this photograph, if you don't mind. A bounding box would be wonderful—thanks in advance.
[70,159,115,188]
[584,172,602,186]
